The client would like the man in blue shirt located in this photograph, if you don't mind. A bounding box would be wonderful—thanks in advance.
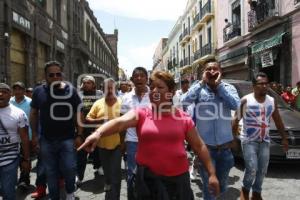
[30,61,82,200]
[182,59,240,200]
[10,81,32,190]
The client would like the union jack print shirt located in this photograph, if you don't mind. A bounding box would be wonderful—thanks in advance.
[240,93,275,143]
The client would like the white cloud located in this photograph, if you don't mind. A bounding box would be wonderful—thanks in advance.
[87,0,186,21]
[119,43,157,76]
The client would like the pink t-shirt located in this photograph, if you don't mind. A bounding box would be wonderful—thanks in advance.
[135,107,195,176]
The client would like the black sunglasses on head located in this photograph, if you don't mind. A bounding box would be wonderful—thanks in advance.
[48,72,62,78]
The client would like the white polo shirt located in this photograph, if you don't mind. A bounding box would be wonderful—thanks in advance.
[120,88,150,142]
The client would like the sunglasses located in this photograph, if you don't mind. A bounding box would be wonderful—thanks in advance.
[48,72,62,78]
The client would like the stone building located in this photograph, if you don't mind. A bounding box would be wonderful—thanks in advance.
[0,0,118,87]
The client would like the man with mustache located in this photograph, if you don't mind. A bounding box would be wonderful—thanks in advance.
[30,61,82,200]
[182,59,240,200]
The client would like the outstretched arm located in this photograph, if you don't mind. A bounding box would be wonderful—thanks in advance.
[78,110,138,152]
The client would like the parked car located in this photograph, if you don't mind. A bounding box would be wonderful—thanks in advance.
[225,79,300,162]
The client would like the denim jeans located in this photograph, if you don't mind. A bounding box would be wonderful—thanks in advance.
[126,141,138,200]
[99,146,122,200]
[0,157,19,200]
[35,151,47,187]
[199,148,234,200]
[40,137,77,200]
[241,141,270,193]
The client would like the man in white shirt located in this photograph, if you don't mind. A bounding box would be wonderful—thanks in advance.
[120,67,150,200]
[0,83,30,200]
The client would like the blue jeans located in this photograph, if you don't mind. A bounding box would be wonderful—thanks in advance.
[199,148,234,200]
[40,137,77,200]
[242,141,270,193]
[0,157,19,200]
[35,150,47,187]
[126,141,138,200]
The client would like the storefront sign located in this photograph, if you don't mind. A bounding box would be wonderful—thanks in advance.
[12,11,31,30]
[62,30,68,40]
[56,40,65,50]
[261,50,274,68]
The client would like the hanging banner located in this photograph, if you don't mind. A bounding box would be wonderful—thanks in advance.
[261,50,274,68]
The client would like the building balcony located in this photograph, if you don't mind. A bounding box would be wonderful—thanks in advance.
[192,13,205,33]
[180,58,190,67]
[180,28,191,45]
[167,60,173,70]
[180,59,184,67]
[223,24,241,43]
[192,43,215,65]
[172,58,178,67]
[200,0,214,23]
[248,0,280,32]
[193,48,202,61]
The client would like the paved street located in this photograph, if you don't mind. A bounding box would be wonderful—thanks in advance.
[13,159,300,200]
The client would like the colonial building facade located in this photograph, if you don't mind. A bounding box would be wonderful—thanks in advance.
[216,0,300,86]
[154,0,216,84]
[0,0,118,87]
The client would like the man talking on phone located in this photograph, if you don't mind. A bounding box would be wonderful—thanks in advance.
[182,59,240,200]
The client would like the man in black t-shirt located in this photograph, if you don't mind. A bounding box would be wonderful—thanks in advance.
[76,75,103,185]
[30,61,82,200]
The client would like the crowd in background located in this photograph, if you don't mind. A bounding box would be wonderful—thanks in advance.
[0,59,297,200]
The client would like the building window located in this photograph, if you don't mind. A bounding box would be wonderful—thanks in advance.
[199,34,202,48]
[232,0,241,27]
[207,27,212,44]
[36,0,46,8]
[91,28,94,53]
[86,21,90,44]
[56,0,61,24]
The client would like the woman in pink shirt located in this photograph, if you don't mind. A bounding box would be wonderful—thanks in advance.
[78,70,219,200]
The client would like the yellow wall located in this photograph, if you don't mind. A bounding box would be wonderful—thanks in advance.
[10,30,26,84]
[37,42,47,82]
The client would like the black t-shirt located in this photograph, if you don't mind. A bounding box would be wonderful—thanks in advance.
[79,90,102,137]
[31,83,82,140]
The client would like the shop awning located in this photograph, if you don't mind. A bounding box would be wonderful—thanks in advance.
[251,32,286,54]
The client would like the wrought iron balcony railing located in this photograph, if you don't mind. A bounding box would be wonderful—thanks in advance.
[202,43,212,57]
[248,0,279,30]
[223,24,241,43]
[201,0,212,18]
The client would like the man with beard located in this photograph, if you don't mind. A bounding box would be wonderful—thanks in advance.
[182,59,240,200]
[75,75,103,186]
[233,72,288,200]
[30,61,82,200]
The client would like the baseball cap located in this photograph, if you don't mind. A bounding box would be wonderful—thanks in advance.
[82,75,95,84]
[0,83,11,91]
[12,81,26,89]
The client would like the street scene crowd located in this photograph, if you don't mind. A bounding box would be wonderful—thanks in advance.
[0,59,299,200]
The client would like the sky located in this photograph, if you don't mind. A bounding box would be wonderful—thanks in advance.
[86,0,187,77]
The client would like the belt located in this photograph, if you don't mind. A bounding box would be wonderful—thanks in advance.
[206,142,231,151]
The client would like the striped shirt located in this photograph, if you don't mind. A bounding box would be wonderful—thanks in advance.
[0,104,28,167]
